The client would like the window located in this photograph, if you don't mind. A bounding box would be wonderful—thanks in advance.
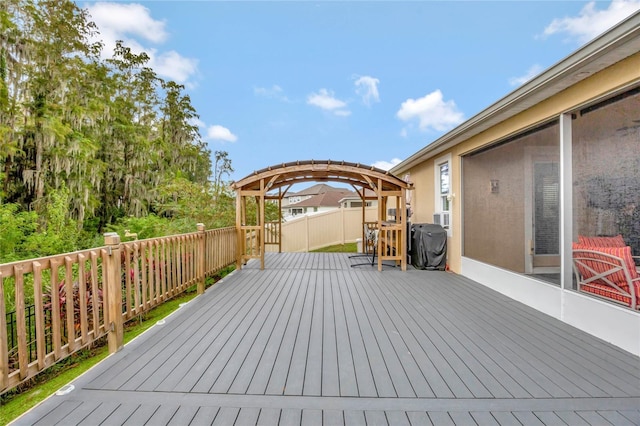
[434,154,452,231]
[439,162,450,212]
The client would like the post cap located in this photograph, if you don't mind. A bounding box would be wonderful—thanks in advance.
[103,232,121,245]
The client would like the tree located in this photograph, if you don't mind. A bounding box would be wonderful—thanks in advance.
[213,150,234,197]
[0,0,232,250]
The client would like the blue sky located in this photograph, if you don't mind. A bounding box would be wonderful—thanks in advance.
[81,1,640,184]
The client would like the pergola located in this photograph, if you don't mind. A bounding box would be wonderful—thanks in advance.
[231,160,413,271]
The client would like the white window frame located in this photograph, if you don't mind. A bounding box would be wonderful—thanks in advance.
[434,153,452,236]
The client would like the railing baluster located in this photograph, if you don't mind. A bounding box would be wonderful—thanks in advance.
[78,254,88,346]
[100,248,110,328]
[50,259,62,360]
[0,272,8,391]
[64,256,75,353]
[160,239,167,301]
[90,251,100,338]
[154,240,161,305]
[14,266,28,380]
[33,262,45,370]
[133,243,141,314]
[141,242,148,310]
[124,245,132,319]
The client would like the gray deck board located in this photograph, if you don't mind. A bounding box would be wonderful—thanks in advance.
[406,411,432,426]
[470,411,501,426]
[344,272,397,397]
[455,283,633,396]
[323,409,345,426]
[257,408,281,425]
[262,270,310,395]
[279,408,302,426]
[597,410,638,426]
[13,253,640,426]
[344,410,367,426]
[167,406,199,426]
[353,272,427,398]
[388,274,550,399]
[416,273,598,398]
[339,270,378,397]
[190,406,219,425]
[52,400,101,425]
[331,272,359,397]
[305,270,324,396]
[230,269,301,394]
[283,270,315,396]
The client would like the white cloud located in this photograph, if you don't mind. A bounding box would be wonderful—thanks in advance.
[150,50,199,85]
[509,64,544,86]
[188,117,205,128]
[399,128,408,138]
[372,158,402,171]
[354,75,380,106]
[307,89,350,116]
[87,2,168,44]
[206,125,238,143]
[254,85,290,102]
[86,2,199,84]
[541,0,640,43]
[396,90,464,132]
[307,89,346,109]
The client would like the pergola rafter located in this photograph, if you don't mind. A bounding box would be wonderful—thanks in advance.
[231,160,413,271]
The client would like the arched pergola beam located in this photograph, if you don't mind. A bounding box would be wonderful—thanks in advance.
[231,160,412,271]
[233,160,408,192]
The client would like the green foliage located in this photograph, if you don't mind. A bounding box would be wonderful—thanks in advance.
[0,0,241,259]
[21,187,79,258]
[106,214,196,241]
[0,203,38,263]
[0,0,217,236]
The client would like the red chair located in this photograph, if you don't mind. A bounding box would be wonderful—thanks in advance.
[573,242,640,309]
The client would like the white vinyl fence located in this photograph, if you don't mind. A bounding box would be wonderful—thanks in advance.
[267,207,377,252]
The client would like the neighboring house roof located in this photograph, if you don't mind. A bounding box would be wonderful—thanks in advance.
[339,189,377,203]
[289,191,353,208]
[392,10,640,174]
[289,183,347,197]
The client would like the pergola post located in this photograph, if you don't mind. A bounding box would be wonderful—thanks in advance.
[235,191,243,270]
[377,178,384,271]
[260,179,266,270]
[278,187,282,253]
[400,188,407,271]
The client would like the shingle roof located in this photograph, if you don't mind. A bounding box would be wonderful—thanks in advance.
[290,183,347,197]
[289,190,353,208]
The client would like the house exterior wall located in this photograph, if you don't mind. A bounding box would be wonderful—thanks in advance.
[404,52,640,275]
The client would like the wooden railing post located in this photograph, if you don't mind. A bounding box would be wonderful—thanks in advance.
[197,223,206,295]
[104,232,123,353]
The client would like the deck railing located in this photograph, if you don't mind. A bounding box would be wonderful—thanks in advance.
[0,225,236,394]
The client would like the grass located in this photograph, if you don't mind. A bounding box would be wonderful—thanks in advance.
[311,242,357,253]
[0,266,234,425]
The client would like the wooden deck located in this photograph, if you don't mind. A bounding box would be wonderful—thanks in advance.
[14,253,640,425]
